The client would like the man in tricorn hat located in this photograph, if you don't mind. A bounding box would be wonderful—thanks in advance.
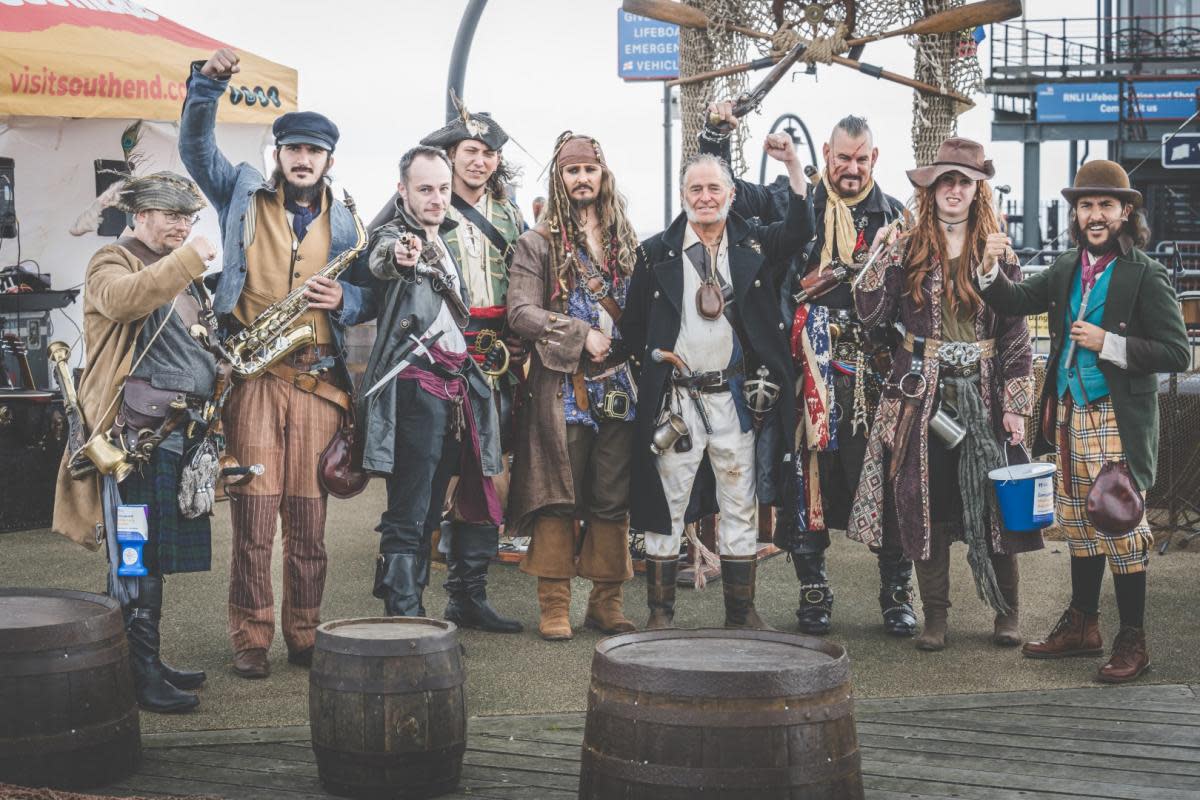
[419,105,525,633]
[53,171,219,713]
[179,48,372,679]
[976,159,1190,683]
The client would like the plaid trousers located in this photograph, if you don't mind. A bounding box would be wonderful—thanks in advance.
[1055,396,1152,574]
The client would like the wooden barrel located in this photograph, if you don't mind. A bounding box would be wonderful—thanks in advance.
[0,588,141,789]
[579,629,863,800]
[309,617,466,799]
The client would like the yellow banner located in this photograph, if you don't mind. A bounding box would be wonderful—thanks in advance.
[0,4,296,124]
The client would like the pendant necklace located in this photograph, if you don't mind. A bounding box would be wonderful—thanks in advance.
[937,216,966,233]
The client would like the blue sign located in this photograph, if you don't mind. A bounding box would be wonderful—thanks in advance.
[618,10,679,81]
[1163,133,1200,169]
[1037,81,1199,122]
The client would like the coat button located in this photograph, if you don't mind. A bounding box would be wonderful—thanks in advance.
[549,314,557,322]
[1050,300,1056,308]
[416,278,422,284]
[778,322,785,330]
[556,391,563,398]
[667,250,675,257]
[1119,322,1127,331]
[293,271,301,278]
[654,291,660,298]
[754,279,761,287]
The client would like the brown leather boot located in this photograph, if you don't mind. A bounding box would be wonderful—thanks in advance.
[991,554,1020,647]
[536,578,573,641]
[584,582,637,634]
[721,557,772,630]
[1022,606,1103,659]
[1097,626,1150,683]
[645,555,677,630]
[913,534,950,652]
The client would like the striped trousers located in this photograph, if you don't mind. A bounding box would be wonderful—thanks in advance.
[224,360,341,656]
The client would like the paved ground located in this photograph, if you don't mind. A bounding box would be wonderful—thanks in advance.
[2,479,1199,736]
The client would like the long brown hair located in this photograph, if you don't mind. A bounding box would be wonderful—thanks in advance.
[904,177,1001,312]
[541,132,639,293]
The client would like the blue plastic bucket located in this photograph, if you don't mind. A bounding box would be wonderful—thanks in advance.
[989,458,1056,532]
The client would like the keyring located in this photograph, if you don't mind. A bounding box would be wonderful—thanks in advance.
[898,371,927,399]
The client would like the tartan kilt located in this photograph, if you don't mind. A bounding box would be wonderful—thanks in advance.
[119,442,212,574]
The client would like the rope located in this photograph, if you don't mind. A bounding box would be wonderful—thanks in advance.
[685,523,722,589]
[771,22,849,64]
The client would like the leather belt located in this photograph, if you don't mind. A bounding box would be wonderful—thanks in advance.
[266,363,352,413]
[888,337,925,481]
[671,361,744,393]
[903,334,996,367]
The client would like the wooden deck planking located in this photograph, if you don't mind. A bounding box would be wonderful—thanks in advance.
[81,684,1200,799]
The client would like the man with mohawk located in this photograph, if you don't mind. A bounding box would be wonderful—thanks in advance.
[506,132,640,640]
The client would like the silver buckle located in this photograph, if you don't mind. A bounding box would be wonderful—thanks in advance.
[938,341,981,367]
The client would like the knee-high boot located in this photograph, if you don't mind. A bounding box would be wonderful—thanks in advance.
[645,555,678,630]
[913,531,951,651]
[792,551,833,635]
[991,554,1020,647]
[877,547,918,637]
[721,556,771,630]
[444,522,522,633]
[522,516,577,640]
[580,517,636,635]
[373,553,424,617]
[124,576,199,713]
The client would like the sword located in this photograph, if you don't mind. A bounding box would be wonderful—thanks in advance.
[365,328,446,398]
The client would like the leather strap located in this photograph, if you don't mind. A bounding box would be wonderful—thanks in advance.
[451,193,514,266]
[266,362,352,413]
[572,370,590,412]
[586,274,624,323]
[889,336,925,481]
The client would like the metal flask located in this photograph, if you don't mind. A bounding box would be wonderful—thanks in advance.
[651,413,690,455]
[929,404,967,449]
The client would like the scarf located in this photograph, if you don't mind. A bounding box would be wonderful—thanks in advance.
[1081,249,1117,292]
[285,197,320,242]
[818,170,874,274]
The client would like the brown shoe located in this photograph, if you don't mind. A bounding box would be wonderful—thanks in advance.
[1097,626,1150,684]
[233,648,270,679]
[915,609,948,652]
[721,557,772,630]
[536,578,573,641]
[584,582,637,634]
[1022,606,1103,659]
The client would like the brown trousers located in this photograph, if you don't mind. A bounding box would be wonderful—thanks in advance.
[520,422,634,580]
[224,361,341,655]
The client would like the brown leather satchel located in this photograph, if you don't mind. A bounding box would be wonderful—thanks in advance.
[1038,392,1058,448]
[1086,460,1144,536]
[318,412,369,499]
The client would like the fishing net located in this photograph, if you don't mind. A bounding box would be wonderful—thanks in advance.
[678,0,984,171]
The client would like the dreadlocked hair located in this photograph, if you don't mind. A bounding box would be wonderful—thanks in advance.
[541,132,639,293]
[904,178,1000,313]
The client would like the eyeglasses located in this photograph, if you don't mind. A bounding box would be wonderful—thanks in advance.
[157,210,200,227]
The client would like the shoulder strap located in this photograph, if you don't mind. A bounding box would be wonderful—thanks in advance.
[451,193,515,266]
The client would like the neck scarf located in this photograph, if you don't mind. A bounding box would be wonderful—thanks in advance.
[285,195,320,243]
[819,170,875,275]
[1081,249,1117,292]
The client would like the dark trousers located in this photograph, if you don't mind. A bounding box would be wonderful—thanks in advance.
[379,379,462,554]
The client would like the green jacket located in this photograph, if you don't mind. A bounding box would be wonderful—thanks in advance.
[980,246,1190,490]
[442,193,525,306]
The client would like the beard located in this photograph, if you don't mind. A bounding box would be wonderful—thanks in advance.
[273,166,326,207]
[684,193,733,224]
[570,193,597,211]
[1075,220,1122,255]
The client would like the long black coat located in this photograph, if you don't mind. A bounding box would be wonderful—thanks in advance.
[619,200,814,537]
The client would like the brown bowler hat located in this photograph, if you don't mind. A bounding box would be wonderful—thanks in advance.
[1061,159,1142,207]
[906,137,995,188]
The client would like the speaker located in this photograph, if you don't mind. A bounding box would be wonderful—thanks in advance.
[94,159,129,237]
[0,157,15,239]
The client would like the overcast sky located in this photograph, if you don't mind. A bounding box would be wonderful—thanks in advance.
[148,0,1092,236]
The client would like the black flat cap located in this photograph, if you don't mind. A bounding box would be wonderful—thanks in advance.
[421,111,508,152]
[273,111,340,152]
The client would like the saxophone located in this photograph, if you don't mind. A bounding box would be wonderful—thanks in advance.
[221,190,367,378]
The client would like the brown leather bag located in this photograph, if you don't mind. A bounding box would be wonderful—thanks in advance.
[1086,460,1144,536]
[1038,389,1058,448]
[318,413,369,499]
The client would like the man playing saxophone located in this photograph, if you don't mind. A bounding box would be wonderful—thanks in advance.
[179,48,372,679]
[52,171,219,713]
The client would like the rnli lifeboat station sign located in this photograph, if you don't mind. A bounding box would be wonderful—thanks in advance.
[1036,81,1199,123]
[618,10,679,81]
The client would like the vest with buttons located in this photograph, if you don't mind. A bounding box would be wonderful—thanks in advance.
[236,188,334,344]
[1057,257,1113,405]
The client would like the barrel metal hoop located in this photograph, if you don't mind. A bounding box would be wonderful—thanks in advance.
[580,745,863,788]
[0,636,127,678]
[0,711,140,755]
[310,669,466,694]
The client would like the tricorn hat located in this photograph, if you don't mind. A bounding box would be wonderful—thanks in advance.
[1061,159,1142,207]
[421,94,508,152]
[906,137,995,188]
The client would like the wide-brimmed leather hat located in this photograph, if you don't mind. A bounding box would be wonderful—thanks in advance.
[1061,159,1142,207]
[906,137,995,187]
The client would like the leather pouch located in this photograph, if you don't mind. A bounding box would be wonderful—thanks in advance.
[1086,460,1144,536]
[319,414,369,499]
[114,376,186,450]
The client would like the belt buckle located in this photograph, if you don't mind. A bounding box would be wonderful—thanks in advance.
[602,390,630,419]
[473,328,498,355]
[293,371,319,392]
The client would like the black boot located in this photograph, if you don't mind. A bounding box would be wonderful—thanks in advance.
[137,577,205,690]
[372,553,424,617]
[444,523,523,633]
[124,577,199,714]
[645,555,678,630]
[791,552,833,635]
[721,556,771,630]
[877,547,918,637]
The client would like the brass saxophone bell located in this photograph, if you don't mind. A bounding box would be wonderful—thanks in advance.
[81,433,135,483]
[651,413,689,456]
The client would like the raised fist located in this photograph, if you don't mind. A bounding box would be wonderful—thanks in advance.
[200,48,240,80]
[189,235,217,263]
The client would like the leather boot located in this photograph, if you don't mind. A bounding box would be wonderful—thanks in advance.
[721,556,771,630]
[792,552,833,635]
[124,579,199,713]
[131,576,205,690]
[991,554,1021,647]
[579,516,635,634]
[1022,606,1103,659]
[585,583,637,634]
[1097,626,1150,683]
[645,555,677,630]
[444,523,522,633]
[536,578,573,640]
[913,538,950,651]
[877,547,918,638]
[372,553,423,617]
[416,550,431,618]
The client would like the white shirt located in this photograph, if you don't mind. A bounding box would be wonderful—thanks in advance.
[453,195,496,307]
[427,236,468,354]
[677,224,735,373]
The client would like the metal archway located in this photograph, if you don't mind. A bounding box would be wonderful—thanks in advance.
[759,113,818,186]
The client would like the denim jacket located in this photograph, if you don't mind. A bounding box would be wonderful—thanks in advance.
[178,63,372,383]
